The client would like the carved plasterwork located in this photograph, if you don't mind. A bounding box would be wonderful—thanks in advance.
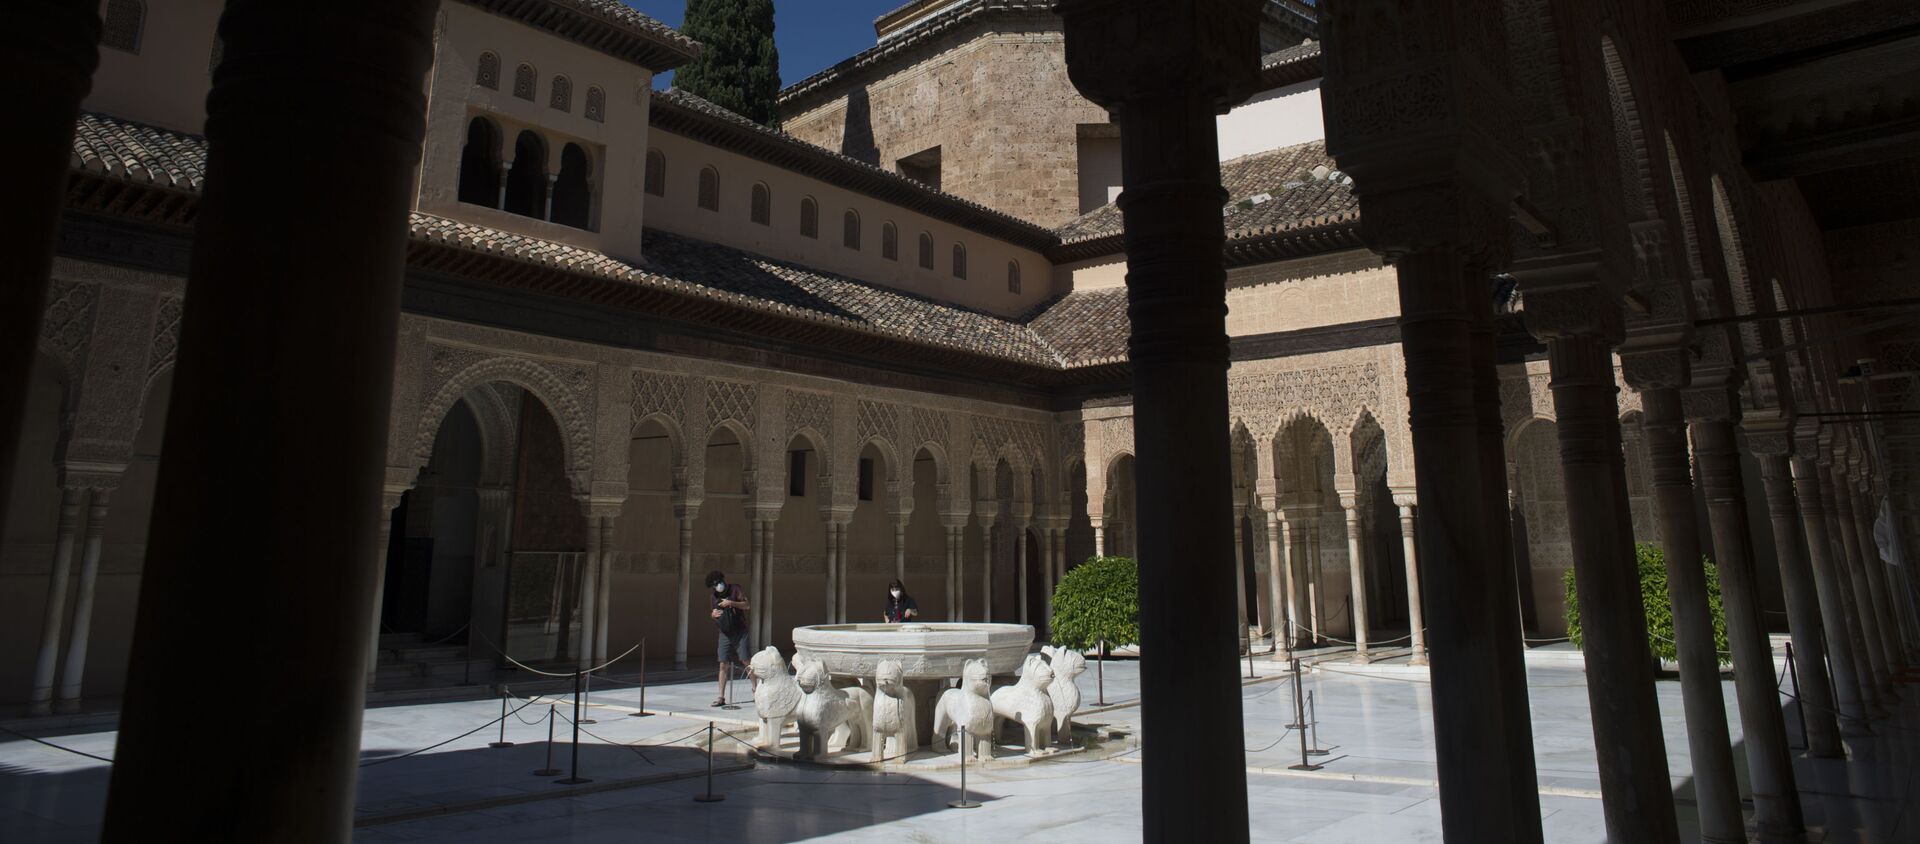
[706,379,758,432]
[631,370,687,429]
[415,344,595,491]
[40,280,98,374]
[786,389,835,453]
[1230,362,1382,439]
[912,406,949,453]
[146,294,182,383]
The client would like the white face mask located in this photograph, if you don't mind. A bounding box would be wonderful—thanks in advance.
[714,582,727,594]
[890,589,902,598]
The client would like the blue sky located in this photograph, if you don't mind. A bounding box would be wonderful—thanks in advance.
[623,1,905,89]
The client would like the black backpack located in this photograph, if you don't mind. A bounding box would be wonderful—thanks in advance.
[715,585,746,634]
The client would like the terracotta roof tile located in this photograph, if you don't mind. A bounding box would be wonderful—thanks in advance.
[71,112,208,192]
[1024,287,1129,367]
[1055,139,1357,245]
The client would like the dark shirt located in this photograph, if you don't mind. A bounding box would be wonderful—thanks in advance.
[884,594,919,623]
[712,584,747,632]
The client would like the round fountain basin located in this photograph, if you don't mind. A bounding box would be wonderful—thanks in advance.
[791,623,1034,679]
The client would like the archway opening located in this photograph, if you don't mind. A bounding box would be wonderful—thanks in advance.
[503,130,547,219]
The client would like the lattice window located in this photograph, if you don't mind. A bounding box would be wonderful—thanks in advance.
[550,76,572,112]
[476,52,500,89]
[513,63,536,100]
[584,86,605,122]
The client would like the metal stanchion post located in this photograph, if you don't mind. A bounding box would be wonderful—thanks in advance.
[631,638,653,717]
[693,722,725,803]
[1285,657,1306,729]
[947,726,981,809]
[489,687,515,748]
[1096,638,1106,706]
[1247,642,1256,679]
[580,672,597,725]
[720,661,742,711]
[534,705,561,776]
[558,672,592,784]
[1288,658,1320,770]
[1784,641,1808,749]
[1306,689,1328,756]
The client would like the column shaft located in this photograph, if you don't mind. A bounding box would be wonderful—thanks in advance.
[894,519,906,583]
[760,519,777,648]
[1757,455,1844,755]
[1092,521,1105,558]
[1792,459,1868,725]
[1852,487,1904,674]
[1233,517,1249,653]
[577,515,600,673]
[56,490,111,711]
[1545,334,1677,843]
[980,520,995,622]
[1017,524,1030,625]
[944,525,958,620]
[1692,419,1804,838]
[1394,250,1541,842]
[595,517,612,668]
[1264,509,1286,650]
[1340,497,1369,662]
[1640,389,1742,843]
[824,519,840,624]
[837,521,850,624]
[1397,501,1427,666]
[29,487,84,715]
[366,502,397,690]
[674,513,692,670]
[101,3,438,835]
[1827,476,1888,694]
[746,517,763,647]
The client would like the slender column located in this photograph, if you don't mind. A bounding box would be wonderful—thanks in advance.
[673,506,695,670]
[1041,526,1057,625]
[1017,523,1030,625]
[0,0,98,530]
[746,515,764,645]
[1541,332,1676,843]
[29,486,84,716]
[1338,493,1369,662]
[101,3,438,835]
[1851,485,1905,675]
[56,488,113,712]
[576,510,601,673]
[1264,506,1290,656]
[365,494,402,690]
[1826,473,1886,693]
[1692,416,1804,838]
[1232,515,1249,653]
[836,520,850,624]
[824,517,840,623]
[1792,457,1870,725]
[595,515,614,668]
[943,521,961,620]
[495,163,509,209]
[1090,517,1105,558]
[1394,496,1426,666]
[543,173,557,220]
[759,517,778,648]
[978,514,996,622]
[1639,389,1742,843]
[1304,513,1323,642]
[893,516,906,583]
[1756,453,1844,755]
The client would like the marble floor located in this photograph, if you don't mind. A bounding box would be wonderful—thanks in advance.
[2,652,1916,842]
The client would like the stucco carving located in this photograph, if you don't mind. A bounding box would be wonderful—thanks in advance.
[631,369,687,430]
[414,345,595,490]
[146,294,182,384]
[786,389,835,452]
[41,280,98,373]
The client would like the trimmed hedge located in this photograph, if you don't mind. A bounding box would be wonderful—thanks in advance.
[1564,542,1730,665]
[1050,555,1139,651]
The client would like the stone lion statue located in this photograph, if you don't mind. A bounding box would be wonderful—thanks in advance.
[933,658,995,761]
[749,647,801,749]
[868,659,918,763]
[991,653,1055,755]
[1041,645,1087,744]
[794,657,869,760]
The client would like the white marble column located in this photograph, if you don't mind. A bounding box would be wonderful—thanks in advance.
[893,517,907,583]
[595,515,615,669]
[576,510,601,673]
[1264,503,1290,656]
[1339,493,1369,663]
[944,520,963,620]
[28,487,83,715]
[1851,485,1905,675]
[1827,469,1890,696]
[759,516,779,647]
[835,519,852,624]
[1757,453,1844,756]
[365,493,404,690]
[978,512,997,623]
[1017,523,1030,625]
[495,162,510,210]
[1232,515,1249,654]
[56,490,112,712]
[543,173,557,221]
[1395,495,1427,666]
[824,517,841,623]
[1792,457,1869,725]
[673,506,695,670]
[1041,526,1057,625]
[1091,516,1106,558]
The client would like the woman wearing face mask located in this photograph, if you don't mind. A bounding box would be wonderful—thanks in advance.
[883,579,918,624]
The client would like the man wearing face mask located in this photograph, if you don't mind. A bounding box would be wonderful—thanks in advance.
[705,569,751,706]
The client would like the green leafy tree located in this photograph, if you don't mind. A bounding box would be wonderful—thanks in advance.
[674,0,781,126]
[1564,542,1729,666]
[1050,556,1139,653]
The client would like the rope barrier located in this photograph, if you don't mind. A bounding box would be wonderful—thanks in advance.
[420,622,472,648]
[472,627,644,678]
[359,697,540,767]
[1245,726,1298,754]
[0,723,113,764]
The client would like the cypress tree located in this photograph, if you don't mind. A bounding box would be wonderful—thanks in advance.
[674,0,781,126]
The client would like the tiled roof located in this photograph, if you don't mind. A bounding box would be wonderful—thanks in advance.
[456,0,699,71]
[1025,288,1129,367]
[1260,40,1323,89]
[1055,139,1358,247]
[71,112,208,192]
[651,88,1059,249]
[639,229,1065,367]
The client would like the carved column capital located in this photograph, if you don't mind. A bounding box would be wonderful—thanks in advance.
[1056,0,1262,113]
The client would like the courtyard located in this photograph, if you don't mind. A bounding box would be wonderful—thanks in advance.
[6,647,1915,842]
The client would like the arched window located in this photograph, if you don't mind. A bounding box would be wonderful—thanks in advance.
[644,149,665,197]
[503,130,547,218]
[800,197,819,238]
[513,63,536,101]
[585,86,605,122]
[551,143,592,229]
[457,117,502,208]
[697,166,719,211]
[951,243,967,279]
[750,183,771,225]
[843,210,861,250]
[103,0,145,54]
[881,222,898,261]
[1007,260,1021,293]
[475,52,500,89]
[550,75,572,112]
[917,232,934,269]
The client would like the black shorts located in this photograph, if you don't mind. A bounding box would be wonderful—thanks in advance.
[717,628,750,663]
